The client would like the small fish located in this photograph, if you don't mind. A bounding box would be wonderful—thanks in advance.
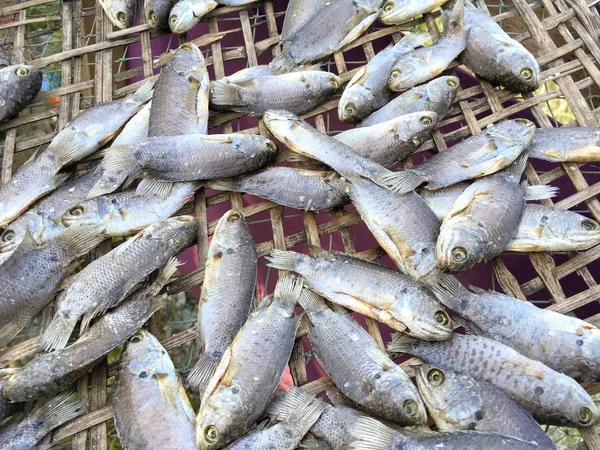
[62,182,199,237]
[334,112,438,167]
[388,0,467,91]
[349,416,544,450]
[267,248,453,340]
[186,210,256,390]
[3,259,176,402]
[145,0,180,29]
[435,154,557,272]
[433,285,600,383]
[281,0,325,42]
[390,119,536,194]
[0,391,85,450]
[459,1,540,92]
[209,167,349,211]
[361,76,459,127]
[113,330,197,450]
[40,216,197,352]
[528,126,600,162]
[0,64,42,123]
[91,134,278,198]
[227,387,326,450]
[380,0,449,24]
[416,364,556,449]
[150,43,210,137]
[0,169,101,262]
[299,290,427,426]
[338,32,430,123]
[196,276,304,449]
[210,70,341,116]
[263,110,408,193]
[270,0,384,73]
[0,224,105,349]
[310,390,363,450]
[388,333,600,427]
[99,0,135,29]
[169,0,218,34]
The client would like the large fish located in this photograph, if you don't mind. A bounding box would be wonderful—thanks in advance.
[186,210,256,390]
[113,330,197,449]
[0,64,42,123]
[528,126,600,162]
[145,0,180,29]
[169,0,218,34]
[389,333,600,427]
[281,0,325,42]
[99,0,136,29]
[299,290,427,426]
[380,0,449,24]
[40,216,197,352]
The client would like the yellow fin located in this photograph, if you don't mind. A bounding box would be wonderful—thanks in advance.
[501,359,546,380]
[347,66,369,89]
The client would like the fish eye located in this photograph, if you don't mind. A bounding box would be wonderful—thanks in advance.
[390,69,401,80]
[383,1,394,12]
[68,206,84,217]
[15,67,29,77]
[1,230,15,242]
[331,77,341,89]
[170,15,178,25]
[578,407,593,425]
[117,11,127,23]
[228,212,242,222]
[446,78,458,87]
[451,247,467,263]
[582,219,598,231]
[204,425,219,444]
[149,11,156,22]
[520,68,533,80]
[427,368,445,386]
[420,116,432,126]
[345,103,356,116]
[176,215,193,223]
[435,310,450,326]
[402,399,418,416]
[130,332,144,343]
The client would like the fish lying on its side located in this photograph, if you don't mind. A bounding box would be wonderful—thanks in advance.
[309,390,364,450]
[99,0,135,29]
[528,126,600,162]
[0,64,42,123]
[379,0,449,25]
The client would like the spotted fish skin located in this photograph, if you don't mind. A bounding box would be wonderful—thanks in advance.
[0,64,42,123]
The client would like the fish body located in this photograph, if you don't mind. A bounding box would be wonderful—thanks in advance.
[209,167,349,211]
[0,64,42,123]
[196,276,303,449]
[310,402,362,450]
[380,0,449,24]
[528,127,600,162]
[417,181,470,219]
[186,210,256,390]
[335,112,437,167]
[361,76,458,127]
[3,261,175,401]
[112,100,152,146]
[281,0,325,41]
[99,0,135,29]
[460,2,540,92]
[388,333,599,427]
[0,392,85,449]
[210,70,341,116]
[388,0,467,91]
[267,249,452,340]
[113,330,197,450]
[40,216,198,352]
[416,364,556,449]
[145,0,180,29]
[0,224,105,349]
[299,290,426,426]
[338,33,430,123]
[150,43,209,137]
[270,0,384,73]
[62,182,199,236]
[169,0,218,34]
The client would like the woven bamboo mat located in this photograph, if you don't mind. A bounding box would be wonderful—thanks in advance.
[1,0,600,448]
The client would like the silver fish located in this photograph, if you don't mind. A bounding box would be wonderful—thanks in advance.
[267,248,453,340]
[361,76,459,127]
[169,0,218,34]
[145,0,180,29]
[338,32,430,123]
[281,0,326,42]
[388,0,467,91]
[112,100,151,146]
[0,64,42,123]
[40,216,197,352]
[528,126,600,162]
[299,290,427,426]
[389,333,600,427]
[186,210,256,390]
[380,0,449,24]
[99,0,135,29]
[209,167,349,211]
[416,364,556,449]
[310,390,363,450]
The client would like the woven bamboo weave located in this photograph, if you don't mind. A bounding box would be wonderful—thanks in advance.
[1,0,600,448]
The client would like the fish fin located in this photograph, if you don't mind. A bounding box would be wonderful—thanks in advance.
[525,184,558,200]
[207,178,240,193]
[56,224,106,258]
[136,178,174,199]
[158,257,182,286]
[346,66,369,89]
[114,230,143,257]
[380,170,426,194]
[274,274,304,314]
[428,273,469,310]
[287,396,326,434]
[200,135,234,144]
[186,354,218,390]
[298,288,328,312]
[326,388,354,407]
[386,332,418,355]
[87,170,127,198]
[265,249,302,272]
[285,152,320,165]
[467,139,499,161]
[335,12,379,52]
[32,391,86,434]
[39,312,77,352]
[101,145,140,174]
[444,186,476,220]
[443,0,466,39]
[48,127,99,169]
[267,386,313,420]
[210,81,247,109]
[349,416,399,450]
[130,79,156,104]
[500,359,546,380]
[452,315,484,334]
[398,31,431,50]
[13,228,42,254]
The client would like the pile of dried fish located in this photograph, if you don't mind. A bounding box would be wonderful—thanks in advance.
[1,0,600,448]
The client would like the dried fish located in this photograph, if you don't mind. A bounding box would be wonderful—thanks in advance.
[99,0,135,29]
[169,0,218,34]
[528,127,600,162]
[380,0,449,24]
[145,0,180,29]
[0,64,42,123]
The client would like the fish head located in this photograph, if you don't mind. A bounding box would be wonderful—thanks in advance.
[486,119,537,148]
[211,210,251,252]
[263,110,303,139]
[146,215,199,243]
[338,85,375,123]
[170,42,206,74]
[145,0,171,29]
[380,0,447,24]
[99,0,135,29]
[122,330,166,368]
[388,54,429,91]
[383,377,428,425]
[61,198,103,229]
[0,64,42,105]
[501,50,540,93]
[425,76,460,106]
[435,217,486,272]
[542,209,600,248]
[196,400,246,450]
[0,222,26,256]
[394,111,439,142]
[305,71,342,96]
[169,0,218,34]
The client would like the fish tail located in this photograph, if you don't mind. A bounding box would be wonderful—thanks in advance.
[273,274,304,314]
[269,51,297,74]
[277,389,325,434]
[47,130,90,169]
[298,289,328,312]
[39,313,76,352]
[380,170,425,194]
[208,178,241,193]
[157,257,182,286]
[136,178,174,199]
[210,81,246,108]
[267,386,313,419]
[130,79,156,104]
[32,390,86,434]
[265,249,304,272]
[57,223,106,258]
[526,184,559,200]
[386,332,418,355]
[101,145,141,176]
[349,416,399,450]
[186,353,218,390]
